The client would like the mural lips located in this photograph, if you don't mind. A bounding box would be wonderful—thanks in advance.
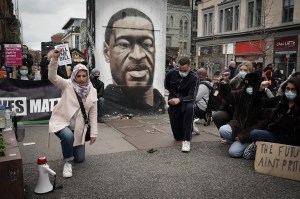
[127,64,149,79]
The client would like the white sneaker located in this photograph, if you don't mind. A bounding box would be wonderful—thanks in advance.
[181,141,191,152]
[193,122,200,135]
[63,162,72,178]
[194,118,201,124]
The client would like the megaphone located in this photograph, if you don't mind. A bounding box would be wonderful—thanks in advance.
[34,156,56,194]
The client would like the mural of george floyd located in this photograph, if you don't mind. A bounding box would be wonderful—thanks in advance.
[87,0,167,116]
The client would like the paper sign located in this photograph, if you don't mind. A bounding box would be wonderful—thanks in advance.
[55,44,72,66]
[4,44,22,66]
[254,141,300,181]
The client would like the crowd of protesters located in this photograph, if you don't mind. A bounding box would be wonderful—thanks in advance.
[165,59,300,157]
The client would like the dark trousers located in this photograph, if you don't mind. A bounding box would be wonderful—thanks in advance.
[168,102,194,141]
[194,105,207,120]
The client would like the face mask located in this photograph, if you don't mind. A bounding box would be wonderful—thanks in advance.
[285,91,297,100]
[179,71,189,77]
[246,87,253,95]
[239,71,247,79]
[93,76,99,80]
[20,70,28,76]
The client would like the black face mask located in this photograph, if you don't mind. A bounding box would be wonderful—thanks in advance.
[93,76,99,80]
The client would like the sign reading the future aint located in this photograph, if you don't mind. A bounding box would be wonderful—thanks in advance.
[4,44,22,66]
[254,141,300,182]
[55,44,72,66]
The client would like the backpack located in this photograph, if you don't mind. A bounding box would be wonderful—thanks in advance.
[199,82,222,115]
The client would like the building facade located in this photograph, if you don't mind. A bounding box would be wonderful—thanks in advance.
[166,0,192,62]
[61,18,85,51]
[0,0,21,67]
[196,0,300,78]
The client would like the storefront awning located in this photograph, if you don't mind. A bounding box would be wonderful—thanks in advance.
[235,40,265,55]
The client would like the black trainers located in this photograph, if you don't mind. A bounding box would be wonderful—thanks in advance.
[243,142,256,160]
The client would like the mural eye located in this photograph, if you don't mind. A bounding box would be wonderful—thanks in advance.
[142,39,153,49]
[117,42,130,49]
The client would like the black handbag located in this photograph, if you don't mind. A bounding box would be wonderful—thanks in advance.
[74,90,91,141]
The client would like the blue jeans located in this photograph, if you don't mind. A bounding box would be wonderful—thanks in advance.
[250,129,289,144]
[219,124,250,158]
[55,127,85,163]
[98,97,105,117]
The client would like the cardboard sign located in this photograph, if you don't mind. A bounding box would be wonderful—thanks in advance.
[254,141,300,181]
[55,44,72,66]
[4,44,22,66]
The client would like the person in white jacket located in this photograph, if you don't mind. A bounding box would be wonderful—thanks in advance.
[48,49,98,178]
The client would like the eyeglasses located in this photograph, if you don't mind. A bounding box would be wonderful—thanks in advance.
[285,87,296,92]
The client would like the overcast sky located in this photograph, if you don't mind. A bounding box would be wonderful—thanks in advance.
[18,0,86,51]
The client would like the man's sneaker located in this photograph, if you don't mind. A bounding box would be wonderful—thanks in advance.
[193,121,200,135]
[243,142,256,160]
[63,162,72,178]
[181,141,191,152]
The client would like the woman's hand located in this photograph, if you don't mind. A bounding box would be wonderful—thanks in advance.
[260,81,270,91]
[52,48,62,61]
[89,137,96,145]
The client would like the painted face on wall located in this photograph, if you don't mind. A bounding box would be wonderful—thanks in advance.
[104,16,155,90]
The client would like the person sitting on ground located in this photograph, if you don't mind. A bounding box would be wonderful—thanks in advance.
[90,68,105,123]
[243,77,300,159]
[230,61,253,91]
[48,48,98,178]
[276,71,300,96]
[193,68,212,133]
[219,73,269,158]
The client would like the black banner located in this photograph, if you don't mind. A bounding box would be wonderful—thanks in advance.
[0,78,61,122]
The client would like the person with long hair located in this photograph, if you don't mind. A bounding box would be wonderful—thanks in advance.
[48,49,98,178]
[244,77,300,159]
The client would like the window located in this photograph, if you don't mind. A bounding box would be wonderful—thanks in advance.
[203,10,213,36]
[171,15,174,27]
[180,20,183,33]
[183,42,187,50]
[283,0,294,23]
[219,4,239,33]
[225,8,233,32]
[184,21,188,34]
[166,36,171,47]
[247,0,262,28]
[75,35,80,49]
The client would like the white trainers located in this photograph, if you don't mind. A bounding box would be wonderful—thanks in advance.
[181,141,191,152]
[193,121,200,135]
[63,162,72,178]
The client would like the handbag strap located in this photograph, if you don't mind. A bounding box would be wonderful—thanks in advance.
[74,89,89,125]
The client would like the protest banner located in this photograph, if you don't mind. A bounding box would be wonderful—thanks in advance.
[4,44,22,66]
[0,78,61,122]
[254,141,300,181]
[55,44,72,66]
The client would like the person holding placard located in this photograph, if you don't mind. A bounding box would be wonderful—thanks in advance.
[48,48,98,178]
[244,77,300,159]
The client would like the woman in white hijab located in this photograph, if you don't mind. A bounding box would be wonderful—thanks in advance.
[48,48,98,178]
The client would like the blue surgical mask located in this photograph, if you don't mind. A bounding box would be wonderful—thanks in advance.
[285,91,297,100]
[179,71,189,77]
[246,87,253,95]
[20,70,28,76]
[239,71,247,79]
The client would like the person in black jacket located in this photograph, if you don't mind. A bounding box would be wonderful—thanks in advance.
[90,68,105,123]
[244,77,300,159]
[219,73,269,158]
[165,57,199,152]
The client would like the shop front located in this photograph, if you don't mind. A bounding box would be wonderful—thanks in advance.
[274,35,298,79]
[235,40,264,70]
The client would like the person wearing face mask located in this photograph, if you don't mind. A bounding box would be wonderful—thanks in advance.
[218,73,269,158]
[243,77,300,159]
[230,61,253,91]
[165,57,199,152]
[90,68,105,123]
[18,65,34,80]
